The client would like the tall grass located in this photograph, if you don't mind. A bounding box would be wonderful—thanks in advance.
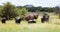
[0,13,60,32]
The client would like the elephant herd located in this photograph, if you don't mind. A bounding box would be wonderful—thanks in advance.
[1,13,49,24]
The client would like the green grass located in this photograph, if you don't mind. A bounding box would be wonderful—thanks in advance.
[0,23,60,32]
[0,13,60,32]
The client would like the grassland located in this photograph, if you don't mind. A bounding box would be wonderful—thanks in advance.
[0,13,60,32]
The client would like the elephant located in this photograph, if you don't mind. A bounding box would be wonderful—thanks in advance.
[41,13,49,23]
[25,13,38,23]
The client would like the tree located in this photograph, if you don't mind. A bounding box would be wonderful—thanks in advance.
[54,6,60,14]
[0,6,3,16]
[54,6,60,18]
[15,7,28,19]
[1,2,18,20]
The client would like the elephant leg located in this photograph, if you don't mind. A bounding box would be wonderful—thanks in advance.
[28,20,33,23]
[15,20,19,24]
[2,20,6,24]
[32,21,36,23]
[32,19,36,23]
[41,18,44,23]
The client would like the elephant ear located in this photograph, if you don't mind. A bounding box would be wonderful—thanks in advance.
[25,15,30,21]
[33,13,38,19]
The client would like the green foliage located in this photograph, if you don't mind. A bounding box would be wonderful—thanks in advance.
[0,2,60,20]
[1,2,18,20]
[15,7,28,19]
[53,6,60,18]
[0,6,3,17]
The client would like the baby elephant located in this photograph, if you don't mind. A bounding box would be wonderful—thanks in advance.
[15,17,22,24]
[1,17,6,24]
[41,13,49,23]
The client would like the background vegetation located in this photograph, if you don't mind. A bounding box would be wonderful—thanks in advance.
[0,2,60,32]
[0,2,60,20]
